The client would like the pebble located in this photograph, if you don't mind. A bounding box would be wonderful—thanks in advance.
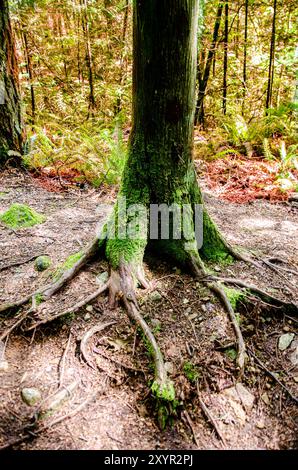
[21,387,42,406]
[278,333,295,351]
[149,291,162,302]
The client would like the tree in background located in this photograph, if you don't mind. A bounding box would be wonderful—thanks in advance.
[0,0,24,164]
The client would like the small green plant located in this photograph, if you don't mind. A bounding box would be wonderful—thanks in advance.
[183,361,200,383]
[0,203,46,229]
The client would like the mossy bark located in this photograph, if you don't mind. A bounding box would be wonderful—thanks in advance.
[105,0,231,271]
[0,0,24,164]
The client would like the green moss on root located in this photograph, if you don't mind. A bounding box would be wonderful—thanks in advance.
[53,251,83,280]
[151,380,175,402]
[0,203,46,229]
[223,286,246,310]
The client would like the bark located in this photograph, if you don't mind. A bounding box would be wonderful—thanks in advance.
[105,0,231,272]
[0,0,24,164]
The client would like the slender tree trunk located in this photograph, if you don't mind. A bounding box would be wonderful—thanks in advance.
[21,29,35,126]
[106,0,230,275]
[223,0,229,115]
[81,0,95,114]
[242,0,248,114]
[0,0,24,164]
[266,0,277,111]
[195,2,224,126]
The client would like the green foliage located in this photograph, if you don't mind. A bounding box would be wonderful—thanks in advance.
[0,203,46,229]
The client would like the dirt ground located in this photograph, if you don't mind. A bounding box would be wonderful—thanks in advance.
[0,170,297,450]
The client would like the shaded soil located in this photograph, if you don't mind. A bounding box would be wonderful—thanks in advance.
[0,170,297,450]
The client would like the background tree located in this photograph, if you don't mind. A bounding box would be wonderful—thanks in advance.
[0,0,24,164]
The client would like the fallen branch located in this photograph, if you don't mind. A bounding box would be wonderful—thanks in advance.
[247,348,298,405]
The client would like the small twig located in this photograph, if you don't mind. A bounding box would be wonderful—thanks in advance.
[182,410,200,448]
[59,332,72,388]
[196,381,227,447]
[80,322,117,369]
[247,348,298,404]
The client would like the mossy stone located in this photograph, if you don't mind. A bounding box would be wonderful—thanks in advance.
[35,256,51,272]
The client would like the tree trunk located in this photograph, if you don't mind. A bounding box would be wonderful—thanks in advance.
[105,0,231,277]
[223,0,229,115]
[242,0,248,114]
[195,2,224,126]
[266,0,277,111]
[0,0,24,164]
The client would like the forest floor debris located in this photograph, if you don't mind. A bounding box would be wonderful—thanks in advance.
[0,170,297,449]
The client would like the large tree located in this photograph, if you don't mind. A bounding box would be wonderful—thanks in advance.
[0,0,24,164]
[3,0,295,415]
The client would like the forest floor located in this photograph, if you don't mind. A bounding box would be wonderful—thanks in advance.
[0,169,297,450]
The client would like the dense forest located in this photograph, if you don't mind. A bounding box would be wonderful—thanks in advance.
[0,0,297,453]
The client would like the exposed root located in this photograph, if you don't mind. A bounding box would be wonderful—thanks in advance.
[210,276,298,315]
[80,321,117,370]
[110,262,175,402]
[190,255,246,372]
[0,234,102,316]
[26,282,110,331]
[208,282,246,371]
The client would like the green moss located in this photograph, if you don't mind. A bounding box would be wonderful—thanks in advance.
[53,251,83,280]
[106,238,146,269]
[0,203,46,229]
[34,293,44,306]
[151,379,175,402]
[225,347,237,361]
[223,286,246,310]
[35,256,51,272]
[183,361,200,383]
